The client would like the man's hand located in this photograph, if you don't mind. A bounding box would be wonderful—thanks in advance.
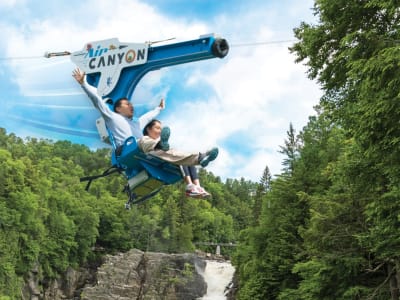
[72,68,85,85]
[159,98,165,110]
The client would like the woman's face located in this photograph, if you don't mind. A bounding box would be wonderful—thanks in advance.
[147,121,162,140]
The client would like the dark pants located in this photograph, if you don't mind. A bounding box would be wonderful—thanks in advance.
[182,166,199,180]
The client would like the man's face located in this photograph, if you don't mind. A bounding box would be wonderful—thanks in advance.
[116,99,134,118]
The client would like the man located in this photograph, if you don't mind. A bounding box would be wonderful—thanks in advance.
[72,68,218,167]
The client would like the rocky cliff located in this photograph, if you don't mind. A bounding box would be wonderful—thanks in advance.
[22,249,238,300]
[80,249,207,299]
[23,249,208,299]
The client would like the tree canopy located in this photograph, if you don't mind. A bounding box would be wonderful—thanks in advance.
[0,128,256,298]
[233,1,400,299]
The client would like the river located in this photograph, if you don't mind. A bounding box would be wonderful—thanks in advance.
[200,260,235,299]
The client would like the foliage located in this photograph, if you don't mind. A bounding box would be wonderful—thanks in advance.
[4,3,400,297]
[232,0,400,299]
[0,128,252,297]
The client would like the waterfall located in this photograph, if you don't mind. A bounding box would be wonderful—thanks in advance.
[200,260,235,299]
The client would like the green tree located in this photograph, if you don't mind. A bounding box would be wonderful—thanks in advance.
[279,123,300,173]
[252,165,271,224]
[290,0,400,298]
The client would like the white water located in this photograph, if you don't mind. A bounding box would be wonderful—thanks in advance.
[200,260,235,299]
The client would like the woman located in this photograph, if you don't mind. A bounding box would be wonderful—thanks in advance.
[142,119,212,198]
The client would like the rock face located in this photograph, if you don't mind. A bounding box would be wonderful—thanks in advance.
[22,264,96,299]
[80,249,207,300]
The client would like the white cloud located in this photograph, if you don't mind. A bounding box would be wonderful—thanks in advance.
[163,39,321,181]
[0,0,20,8]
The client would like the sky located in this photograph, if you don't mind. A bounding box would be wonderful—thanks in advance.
[0,0,321,182]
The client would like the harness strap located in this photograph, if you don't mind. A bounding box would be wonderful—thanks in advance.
[80,166,122,191]
[124,185,163,207]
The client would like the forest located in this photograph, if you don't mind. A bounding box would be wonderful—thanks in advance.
[1,0,400,299]
[0,128,261,298]
[233,0,400,299]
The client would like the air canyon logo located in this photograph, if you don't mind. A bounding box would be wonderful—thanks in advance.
[84,43,148,70]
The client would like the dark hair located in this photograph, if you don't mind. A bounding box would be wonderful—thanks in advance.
[143,119,161,136]
[113,97,130,112]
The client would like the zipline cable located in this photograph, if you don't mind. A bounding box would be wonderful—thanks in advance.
[0,55,46,60]
[0,39,297,61]
[231,40,296,47]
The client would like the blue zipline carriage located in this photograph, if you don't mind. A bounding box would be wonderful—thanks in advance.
[76,34,229,206]
[95,117,183,207]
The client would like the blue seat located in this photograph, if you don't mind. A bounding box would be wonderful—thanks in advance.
[97,119,183,205]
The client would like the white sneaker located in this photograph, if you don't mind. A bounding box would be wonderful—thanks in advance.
[185,184,203,198]
[197,186,211,198]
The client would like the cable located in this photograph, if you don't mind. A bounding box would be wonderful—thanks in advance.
[0,55,44,61]
[231,40,297,47]
[0,39,296,61]
[0,51,70,61]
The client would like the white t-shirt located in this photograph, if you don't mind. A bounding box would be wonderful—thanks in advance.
[81,79,161,146]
